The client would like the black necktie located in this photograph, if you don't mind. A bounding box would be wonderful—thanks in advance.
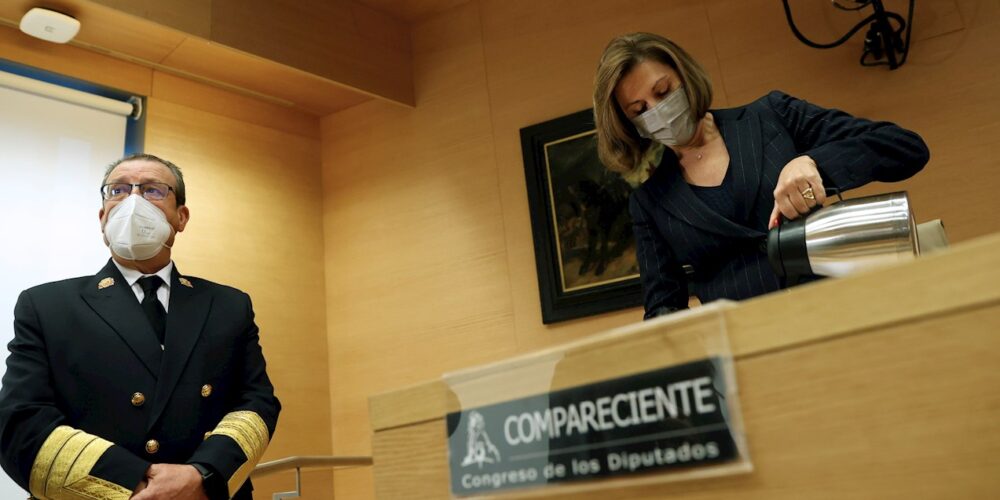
[138,276,166,345]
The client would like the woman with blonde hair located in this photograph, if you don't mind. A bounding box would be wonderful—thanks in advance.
[594,32,928,319]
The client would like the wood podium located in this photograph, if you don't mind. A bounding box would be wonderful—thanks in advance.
[369,233,1000,499]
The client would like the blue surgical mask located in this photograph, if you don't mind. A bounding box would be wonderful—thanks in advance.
[630,86,696,147]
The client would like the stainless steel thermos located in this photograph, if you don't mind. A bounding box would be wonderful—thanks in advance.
[767,191,919,279]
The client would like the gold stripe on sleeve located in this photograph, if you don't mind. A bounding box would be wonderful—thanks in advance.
[64,475,131,500]
[28,425,131,500]
[211,411,270,496]
[29,426,77,497]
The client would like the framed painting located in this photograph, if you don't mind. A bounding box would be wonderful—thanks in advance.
[520,108,656,324]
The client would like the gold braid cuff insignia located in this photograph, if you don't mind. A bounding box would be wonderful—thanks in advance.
[210,411,270,496]
[29,425,131,500]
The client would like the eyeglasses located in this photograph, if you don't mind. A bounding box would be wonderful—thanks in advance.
[100,182,175,201]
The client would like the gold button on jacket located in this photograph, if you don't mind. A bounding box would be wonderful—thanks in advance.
[130,392,145,407]
[144,439,159,454]
[201,384,212,397]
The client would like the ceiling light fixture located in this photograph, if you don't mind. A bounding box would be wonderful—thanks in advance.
[19,7,80,44]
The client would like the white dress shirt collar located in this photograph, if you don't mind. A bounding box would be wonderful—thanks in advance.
[111,259,174,312]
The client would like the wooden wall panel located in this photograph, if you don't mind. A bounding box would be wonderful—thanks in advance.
[357,0,472,23]
[321,3,517,496]
[1,0,401,112]
[155,37,373,116]
[151,71,320,139]
[0,23,152,95]
[87,0,211,38]
[707,0,1000,242]
[0,0,187,64]
[323,1,1000,499]
[211,0,414,105]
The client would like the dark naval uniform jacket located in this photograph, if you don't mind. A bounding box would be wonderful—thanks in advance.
[0,260,281,499]
[630,91,929,318]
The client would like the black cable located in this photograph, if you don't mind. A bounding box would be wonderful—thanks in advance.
[861,50,890,66]
[879,11,907,27]
[832,0,872,11]
[782,0,877,49]
[860,0,914,68]
[785,0,915,68]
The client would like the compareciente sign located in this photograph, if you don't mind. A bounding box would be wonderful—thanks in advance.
[503,375,717,445]
[445,357,739,496]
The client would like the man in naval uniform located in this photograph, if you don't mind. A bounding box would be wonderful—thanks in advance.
[0,154,280,500]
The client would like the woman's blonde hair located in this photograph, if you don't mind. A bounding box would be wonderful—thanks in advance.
[593,33,713,173]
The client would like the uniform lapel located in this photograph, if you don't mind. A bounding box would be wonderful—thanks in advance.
[80,260,162,377]
[147,267,212,431]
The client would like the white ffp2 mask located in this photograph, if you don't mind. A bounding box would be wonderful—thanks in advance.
[631,86,697,147]
[104,194,173,261]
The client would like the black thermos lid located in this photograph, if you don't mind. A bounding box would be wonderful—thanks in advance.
[766,217,813,278]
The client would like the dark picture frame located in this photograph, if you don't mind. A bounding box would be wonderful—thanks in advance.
[520,109,643,324]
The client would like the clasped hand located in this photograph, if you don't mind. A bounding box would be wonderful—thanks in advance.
[130,464,207,500]
[769,156,827,230]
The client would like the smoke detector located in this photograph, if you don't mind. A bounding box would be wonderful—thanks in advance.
[20,7,80,43]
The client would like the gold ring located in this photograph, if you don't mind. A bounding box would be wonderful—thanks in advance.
[801,187,816,200]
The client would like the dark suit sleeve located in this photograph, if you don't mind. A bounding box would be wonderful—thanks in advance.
[186,292,280,498]
[0,290,149,499]
[765,90,929,190]
[630,194,688,320]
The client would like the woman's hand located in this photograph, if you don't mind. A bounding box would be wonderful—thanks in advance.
[769,156,826,229]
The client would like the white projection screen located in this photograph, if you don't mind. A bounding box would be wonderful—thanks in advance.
[0,68,132,498]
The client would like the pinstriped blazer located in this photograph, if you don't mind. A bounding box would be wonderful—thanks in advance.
[630,91,929,319]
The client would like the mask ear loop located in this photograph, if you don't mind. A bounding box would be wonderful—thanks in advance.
[155,222,177,255]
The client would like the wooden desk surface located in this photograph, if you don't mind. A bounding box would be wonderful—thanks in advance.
[370,233,1000,499]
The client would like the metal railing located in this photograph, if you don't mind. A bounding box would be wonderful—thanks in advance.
[252,455,373,499]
